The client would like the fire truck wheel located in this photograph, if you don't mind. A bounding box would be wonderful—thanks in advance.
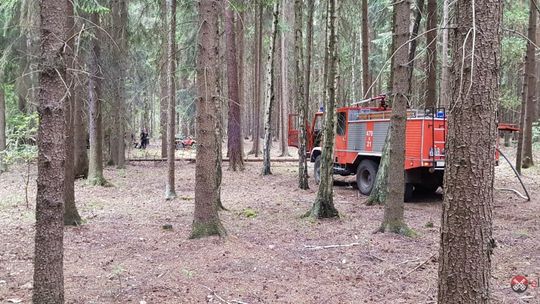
[314,156,321,184]
[356,159,378,195]
[404,183,414,202]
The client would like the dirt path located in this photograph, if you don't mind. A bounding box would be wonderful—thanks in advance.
[0,146,538,303]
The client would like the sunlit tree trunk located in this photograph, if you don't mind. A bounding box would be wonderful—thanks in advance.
[87,13,107,186]
[262,2,280,176]
[379,0,411,234]
[165,0,177,200]
[305,0,339,219]
[191,0,226,239]
[437,0,502,301]
[33,0,67,301]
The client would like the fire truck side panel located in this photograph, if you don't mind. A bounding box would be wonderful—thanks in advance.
[404,120,423,170]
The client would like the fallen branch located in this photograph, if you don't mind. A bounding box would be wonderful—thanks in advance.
[495,187,529,200]
[304,242,362,250]
[402,253,436,278]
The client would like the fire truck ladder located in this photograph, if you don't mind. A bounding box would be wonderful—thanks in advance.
[425,107,446,169]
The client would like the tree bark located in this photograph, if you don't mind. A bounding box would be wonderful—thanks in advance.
[190,0,226,239]
[160,0,168,158]
[110,0,127,168]
[296,0,309,190]
[87,13,107,186]
[425,0,437,108]
[64,0,81,225]
[379,0,411,234]
[522,0,536,169]
[165,0,177,200]
[279,0,289,157]
[225,3,244,171]
[0,87,6,172]
[305,0,339,219]
[516,65,527,174]
[439,0,450,107]
[73,77,88,178]
[437,0,502,302]
[250,4,263,157]
[361,0,370,97]
[407,0,424,99]
[262,2,280,176]
[34,0,67,301]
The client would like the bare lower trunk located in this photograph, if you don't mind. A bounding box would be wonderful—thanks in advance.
[437,0,501,301]
[0,87,6,172]
[160,0,167,158]
[361,0,370,97]
[190,0,226,239]
[225,4,244,171]
[262,2,280,176]
[34,0,67,301]
[522,0,537,169]
[516,67,527,174]
[279,0,289,157]
[366,133,390,205]
[425,0,437,108]
[379,0,411,234]
[439,0,450,107]
[165,0,177,200]
[250,5,263,157]
[305,0,339,219]
[64,0,81,225]
[296,0,309,190]
[87,13,107,186]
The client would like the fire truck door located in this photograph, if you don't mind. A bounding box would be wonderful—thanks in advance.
[335,111,347,162]
[287,114,299,148]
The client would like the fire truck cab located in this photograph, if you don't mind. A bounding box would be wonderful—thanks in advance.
[288,95,447,201]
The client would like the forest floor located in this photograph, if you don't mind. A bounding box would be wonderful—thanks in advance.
[0,142,539,304]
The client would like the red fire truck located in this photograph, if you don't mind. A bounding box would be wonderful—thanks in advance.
[288,95,447,201]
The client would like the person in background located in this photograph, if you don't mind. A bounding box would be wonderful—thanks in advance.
[140,128,149,149]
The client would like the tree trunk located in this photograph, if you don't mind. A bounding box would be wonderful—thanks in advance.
[64,0,81,225]
[73,77,88,178]
[33,0,67,301]
[296,0,309,190]
[407,0,424,99]
[190,0,226,239]
[361,0,370,97]
[87,13,107,186]
[165,0,177,200]
[425,0,437,108]
[516,65,527,174]
[439,0,450,107]
[225,3,244,171]
[379,0,411,234]
[112,0,127,168]
[0,87,6,172]
[305,0,339,219]
[279,0,289,157]
[522,0,536,169]
[366,133,390,205]
[437,0,502,301]
[250,4,263,157]
[262,2,280,176]
[160,0,168,158]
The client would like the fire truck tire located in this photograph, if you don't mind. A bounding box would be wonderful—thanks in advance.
[356,159,378,195]
[404,183,414,202]
[314,156,321,184]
